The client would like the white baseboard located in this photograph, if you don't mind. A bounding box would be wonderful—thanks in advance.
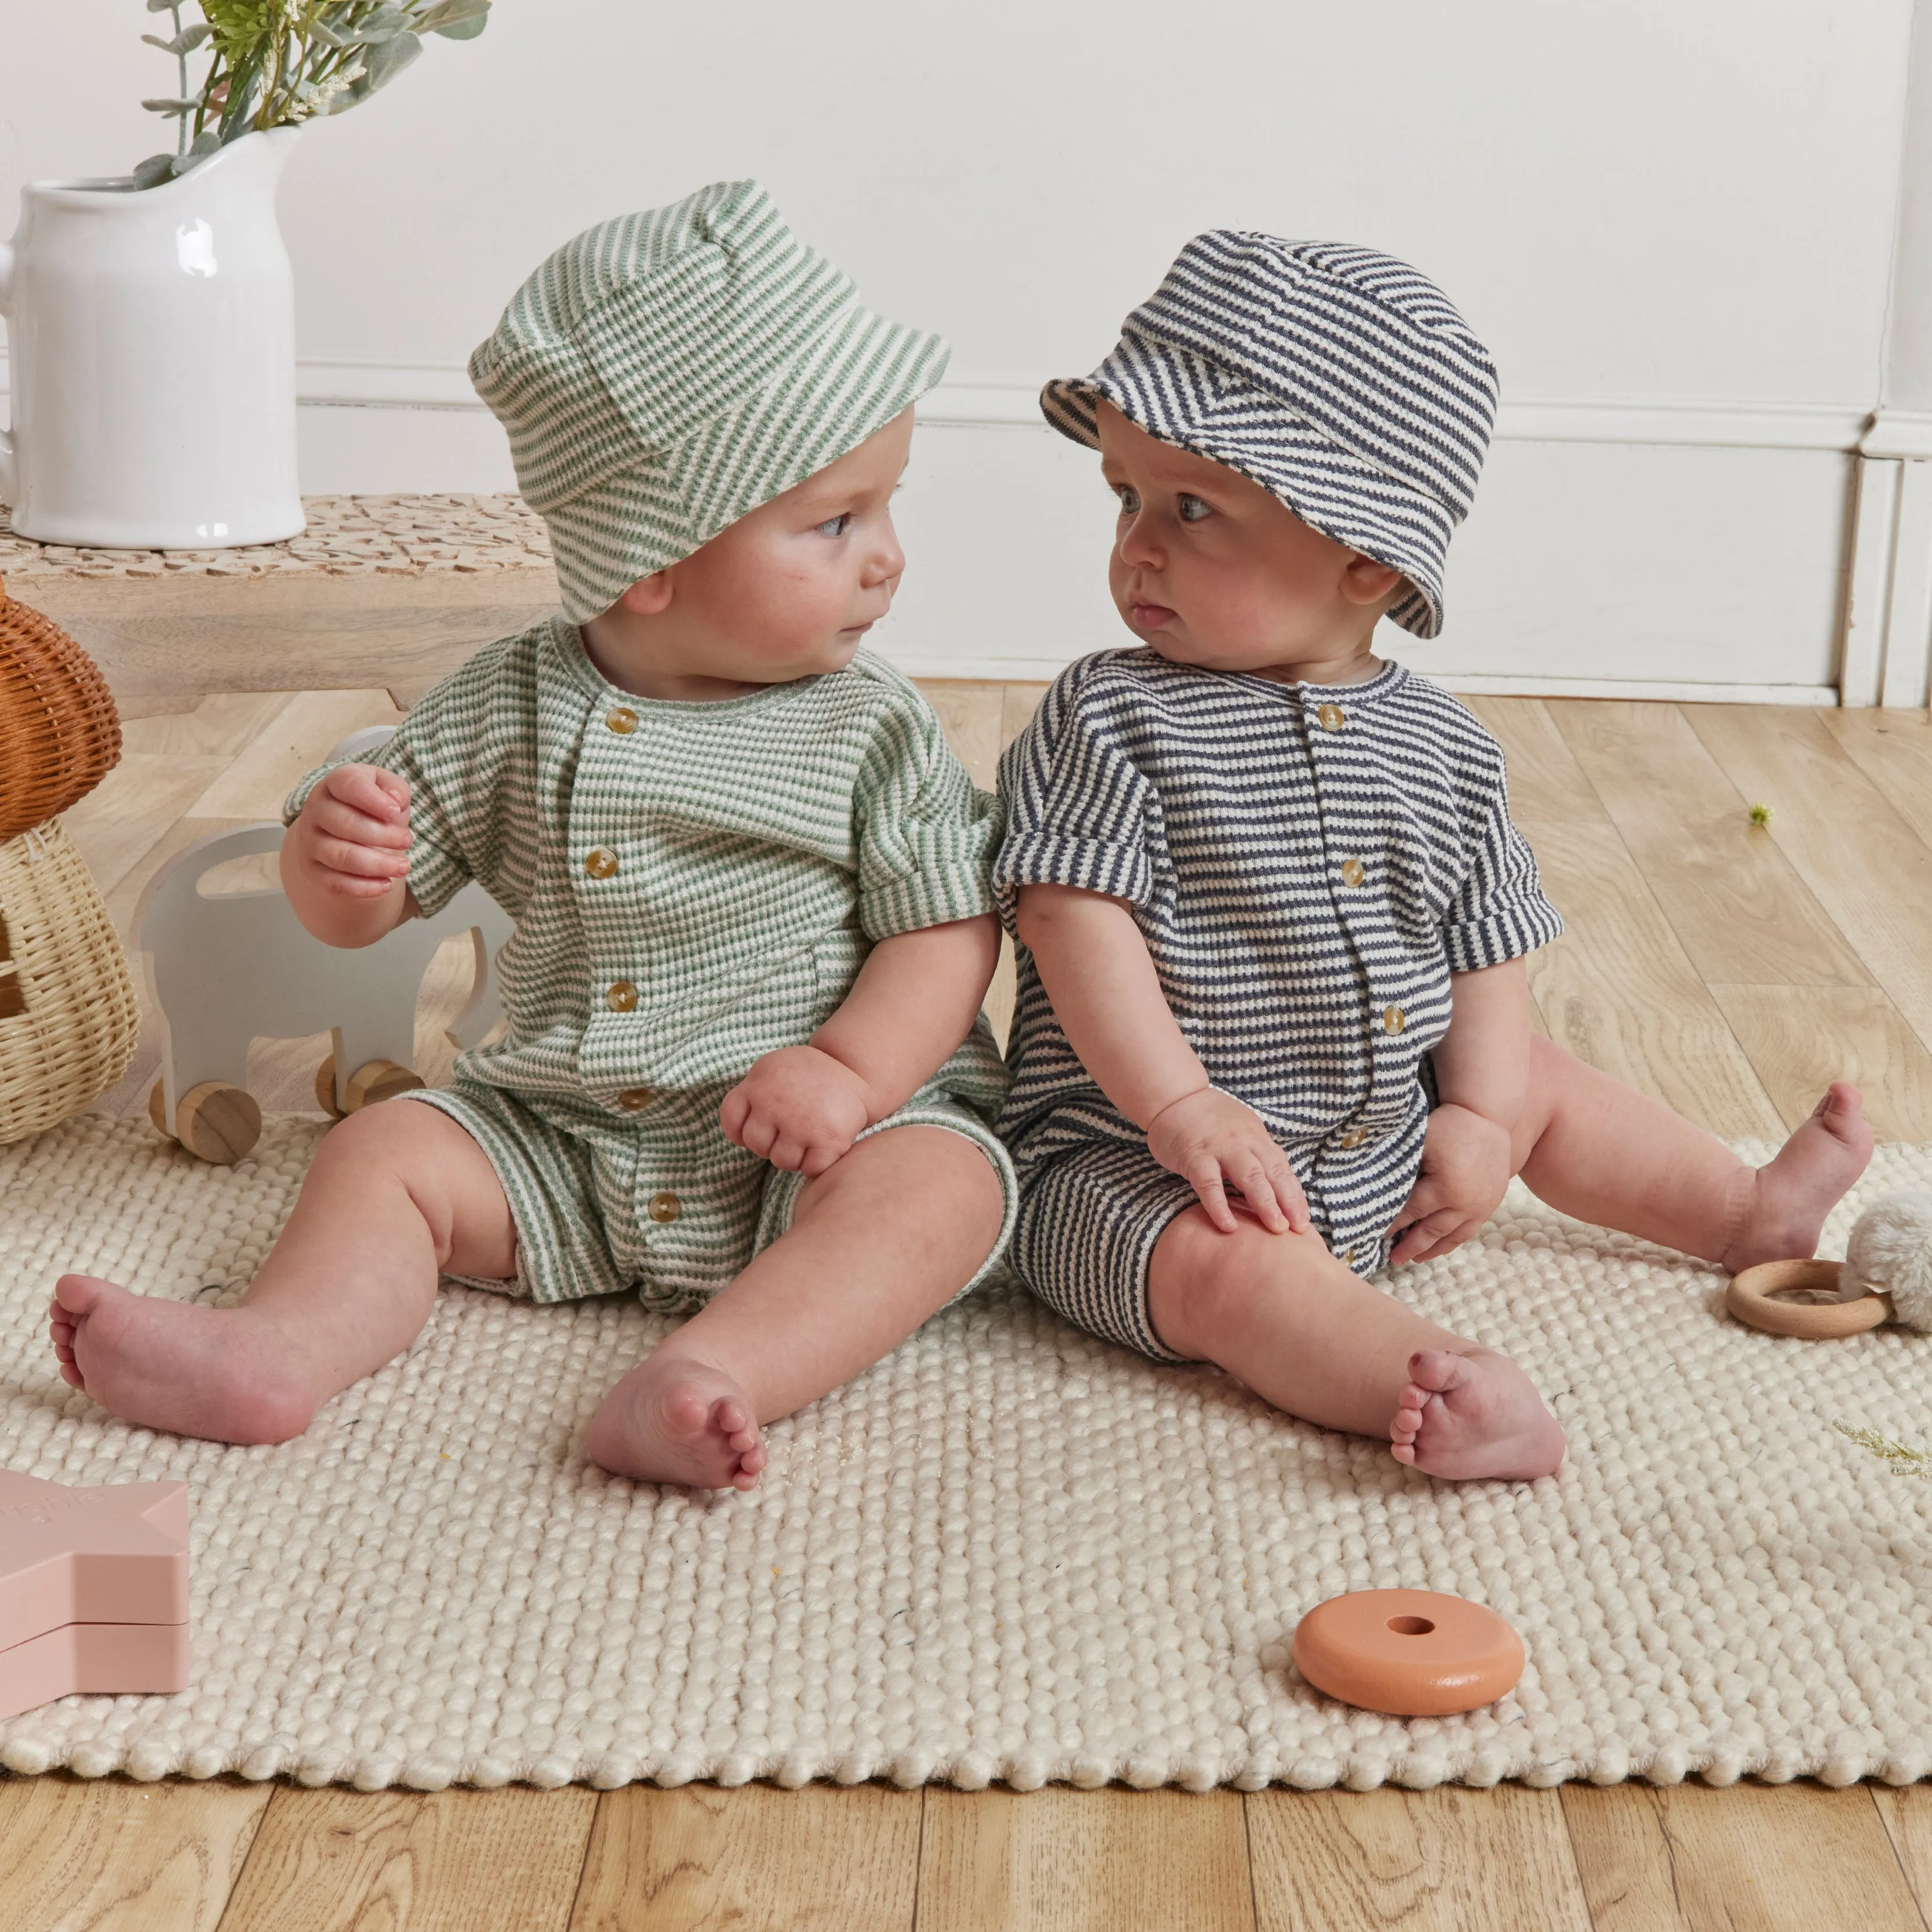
[1430,672,1837,706]
[280,361,1875,452]
[886,656,1839,705]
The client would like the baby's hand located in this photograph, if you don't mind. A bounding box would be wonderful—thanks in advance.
[1146,1087,1308,1235]
[288,763,413,901]
[722,1046,873,1177]
[1388,1103,1513,1264]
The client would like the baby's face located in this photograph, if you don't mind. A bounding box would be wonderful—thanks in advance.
[593,410,914,696]
[1094,401,1403,681]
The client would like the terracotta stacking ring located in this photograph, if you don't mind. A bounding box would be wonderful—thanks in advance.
[1291,1589,1525,1717]
[1724,1258,1890,1338]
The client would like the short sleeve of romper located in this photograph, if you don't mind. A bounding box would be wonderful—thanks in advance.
[853,686,1005,939]
[1434,730,1562,973]
[992,659,1159,924]
[282,625,541,923]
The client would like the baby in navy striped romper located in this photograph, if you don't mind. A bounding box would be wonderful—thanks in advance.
[994,233,1872,1481]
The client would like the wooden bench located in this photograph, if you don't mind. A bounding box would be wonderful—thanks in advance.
[2,496,558,716]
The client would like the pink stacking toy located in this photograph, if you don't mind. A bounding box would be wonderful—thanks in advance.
[0,1470,191,1719]
[1293,1588,1524,1717]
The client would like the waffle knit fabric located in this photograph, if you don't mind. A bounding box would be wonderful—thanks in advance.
[7,1114,1932,1792]
[469,180,950,621]
[282,622,1013,1308]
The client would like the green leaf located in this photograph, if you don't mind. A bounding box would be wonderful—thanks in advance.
[355,3,412,41]
[168,130,224,177]
[144,0,179,11]
[143,24,213,54]
[140,96,201,114]
[130,153,177,189]
[415,0,490,32]
[360,29,423,90]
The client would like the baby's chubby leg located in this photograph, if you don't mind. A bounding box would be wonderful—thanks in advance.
[1511,1036,1871,1270]
[1147,1208,1565,1480]
[585,1125,1006,1490]
[49,1101,515,1444]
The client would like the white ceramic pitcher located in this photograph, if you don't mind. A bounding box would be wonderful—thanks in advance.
[0,130,304,549]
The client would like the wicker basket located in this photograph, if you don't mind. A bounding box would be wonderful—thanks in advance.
[0,819,140,1145]
[0,573,122,842]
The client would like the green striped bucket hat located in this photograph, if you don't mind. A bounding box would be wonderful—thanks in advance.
[470,180,951,621]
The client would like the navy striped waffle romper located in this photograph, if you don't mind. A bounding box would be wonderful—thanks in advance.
[992,647,1563,1363]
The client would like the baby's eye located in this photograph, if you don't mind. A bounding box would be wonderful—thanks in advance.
[1177,494,1211,523]
[816,513,853,537]
[1113,485,1141,515]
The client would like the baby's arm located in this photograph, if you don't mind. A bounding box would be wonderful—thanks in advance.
[721,914,999,1177]
[281,763,422,948]
[1015,883,1305,1235]
[1388,958,1531,1262]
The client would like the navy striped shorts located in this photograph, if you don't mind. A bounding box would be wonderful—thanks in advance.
[1008,1114,1433,1364]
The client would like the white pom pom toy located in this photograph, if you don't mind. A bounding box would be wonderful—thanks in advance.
[1844,1190,1932,1329]
[1727,1190,1932,1337]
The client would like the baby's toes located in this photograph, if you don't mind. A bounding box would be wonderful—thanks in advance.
[662,1387,713,1438]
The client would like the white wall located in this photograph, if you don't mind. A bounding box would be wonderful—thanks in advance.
[3,0,1922,696]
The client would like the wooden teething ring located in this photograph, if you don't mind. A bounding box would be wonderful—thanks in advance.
[314,1052,424,1119]
[1291,1588,1525,1717]
[1725,1258,1891,1337]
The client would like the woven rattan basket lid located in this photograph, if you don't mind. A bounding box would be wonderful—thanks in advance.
[0,573,122,841]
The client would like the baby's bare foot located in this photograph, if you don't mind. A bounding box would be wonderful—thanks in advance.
[1722,1081,1873,1272]
[1389,1348,1564,1480]
[48,1274,316,1446]
[585,1352,767,1492]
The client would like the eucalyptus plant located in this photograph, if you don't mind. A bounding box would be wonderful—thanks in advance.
[133,0,490,188]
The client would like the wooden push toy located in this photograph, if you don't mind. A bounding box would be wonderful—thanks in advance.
[133,729,514,1165]
[1726,1191,1932,1339]
[1292,1589,1525,1717]
[0,1470,191,1720]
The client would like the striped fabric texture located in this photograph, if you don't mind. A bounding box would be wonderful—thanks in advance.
[1041,234,1500,638]
[284,618,1013,1305]
[470,181,951,622]
[993,649,1562,1355]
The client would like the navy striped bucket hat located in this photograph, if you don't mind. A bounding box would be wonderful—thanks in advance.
[1042,234,1499,639]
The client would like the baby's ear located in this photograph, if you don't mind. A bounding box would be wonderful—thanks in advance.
[1340,552,1406,610]
[616,569,675,616]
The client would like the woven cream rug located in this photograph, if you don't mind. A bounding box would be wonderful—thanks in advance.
[2,1115,1931,1793]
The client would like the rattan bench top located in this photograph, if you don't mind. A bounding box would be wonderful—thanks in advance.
[0,497,554,582]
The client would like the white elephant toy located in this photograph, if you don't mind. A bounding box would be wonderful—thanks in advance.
[133,728,513,1164]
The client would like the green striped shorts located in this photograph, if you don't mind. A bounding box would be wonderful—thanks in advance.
[401,1077,1017,1311]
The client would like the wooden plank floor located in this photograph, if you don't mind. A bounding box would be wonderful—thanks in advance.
[13,686,1932,1932]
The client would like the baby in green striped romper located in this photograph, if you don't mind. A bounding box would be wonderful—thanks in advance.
[49,183,1017,1492]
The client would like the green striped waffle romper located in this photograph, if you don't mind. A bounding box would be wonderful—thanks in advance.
[283,616,1017,1311]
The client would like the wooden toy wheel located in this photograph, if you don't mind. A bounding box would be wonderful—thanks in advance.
[1725,1258,1891,1337]
[147,1079,175,1141]
[168,1082,261,1166]
[313,1056,345,1120]
[315,1053,425,1119]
